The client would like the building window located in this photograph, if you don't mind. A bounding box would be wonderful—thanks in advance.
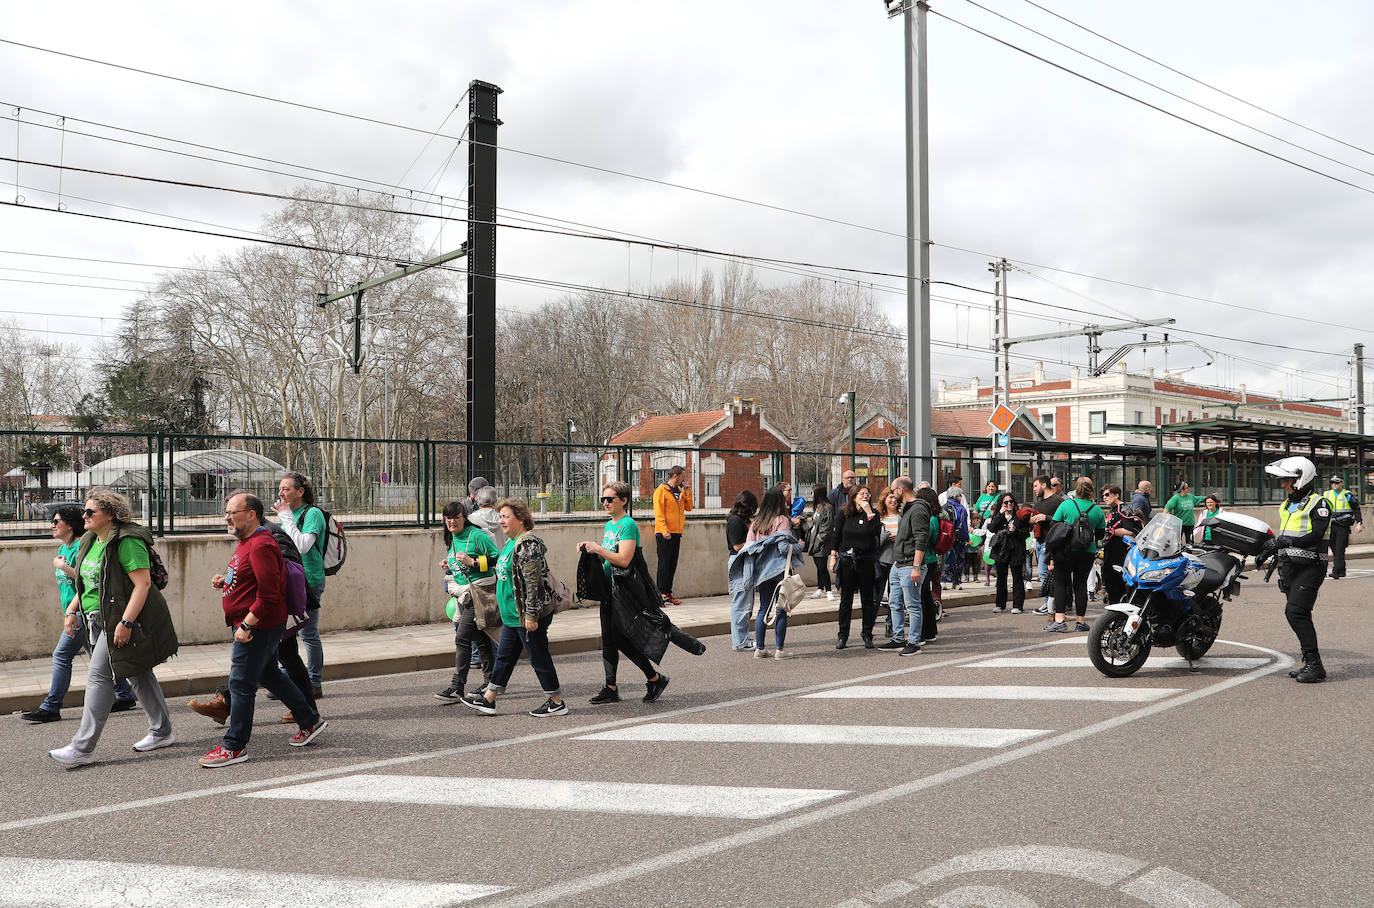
[1040,412,1055,434]
[1134,411,1144,425]
[1089,411,1106,435]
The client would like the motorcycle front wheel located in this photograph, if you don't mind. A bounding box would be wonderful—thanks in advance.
[1088,610,1152,677]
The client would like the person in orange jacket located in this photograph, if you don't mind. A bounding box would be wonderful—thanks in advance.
[653,465,693,605]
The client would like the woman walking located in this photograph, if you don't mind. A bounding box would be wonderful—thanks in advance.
[829,484,883,649]
[48,489,178,766]
[577,483,669,704]
[1100,485,1144,606]
[805,484,835,601]
[747,486,798,659]
[461,500,568,718]
[726,490,760,650]
[1045,477,1107,633]
[23,505,136,724]
[986,492,1032,614]
[434,500,498,704]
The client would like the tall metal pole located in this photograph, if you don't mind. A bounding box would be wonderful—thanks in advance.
[1355,342,1365,436]
[903,1,933,479]
[466,80,502,480]
[848,390,857,465]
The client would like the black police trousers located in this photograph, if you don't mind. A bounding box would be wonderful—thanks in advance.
[1278,559,1324,657]
[1328,521,1350,578]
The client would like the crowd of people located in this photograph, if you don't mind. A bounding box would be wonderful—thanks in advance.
[25,461,1349,767]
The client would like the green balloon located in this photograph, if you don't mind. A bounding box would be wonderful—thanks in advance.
[445,596,458,621]
[982,547,996,566]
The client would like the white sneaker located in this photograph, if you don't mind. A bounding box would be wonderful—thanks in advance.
[774,649,792,660]
[753,648,769,659]
[132,732,176,753]
[808,589,826,599]
[48,745,96,766]
[826,591,836,602]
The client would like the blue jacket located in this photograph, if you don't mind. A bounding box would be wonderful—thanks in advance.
[728,532,803,596]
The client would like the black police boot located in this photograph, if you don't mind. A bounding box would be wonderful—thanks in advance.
[1293,653,1327,683]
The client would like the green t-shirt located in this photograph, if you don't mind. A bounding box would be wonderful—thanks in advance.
[1052,498,1108,553]
[1165,493,1201,524]
[974,493,999,519]
[77,536,150,615]
[601,515,641,581]
[447,525,499,585]
[1199,507,1221,542]
[293,505,327,586]
[494,537,520,627]
[56,539,80,611]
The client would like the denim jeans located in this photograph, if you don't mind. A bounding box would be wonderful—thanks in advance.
[224,623,320,752]
[890,565,922,643]
[730,584,755,649]
[1035,541,1053,608]
[71,621,171,755]
[300,580,325,684]
[754,575,786,650]
[41,613,133,713]
[487,613,561,698]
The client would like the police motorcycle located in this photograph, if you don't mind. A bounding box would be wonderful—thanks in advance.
[1087,510,1273,677]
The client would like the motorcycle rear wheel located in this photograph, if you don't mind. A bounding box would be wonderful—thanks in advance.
[1088,610,1151,677]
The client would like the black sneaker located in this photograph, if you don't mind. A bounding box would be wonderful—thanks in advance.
[312,684,323,700]
[21,707,60,724]
[877,639,904,650]
[460,692,496,715]
[643,674,670,703]
[1033,604,1051,616]
[434,685,462,703]
[109,698,138,713]
[589,686,621,705]
[899,643,922,656]
[529,698,569,717]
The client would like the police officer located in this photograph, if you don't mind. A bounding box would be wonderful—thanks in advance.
[1258,456,1330,683]
[1321,475,1362,579]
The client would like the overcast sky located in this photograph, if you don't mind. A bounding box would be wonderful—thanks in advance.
[2,0,1372,414]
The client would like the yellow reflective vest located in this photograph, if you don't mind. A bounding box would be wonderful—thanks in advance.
[1277,494,1322,540]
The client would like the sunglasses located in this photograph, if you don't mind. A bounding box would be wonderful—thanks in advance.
[600,496,619,503]
[82,508,98,518]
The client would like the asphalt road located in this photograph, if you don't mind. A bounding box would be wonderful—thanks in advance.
[3,570,1371,907]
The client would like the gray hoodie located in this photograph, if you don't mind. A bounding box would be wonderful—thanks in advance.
[893,497,933,568]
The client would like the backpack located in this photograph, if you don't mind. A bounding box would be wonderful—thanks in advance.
[1069,499,1097,550]
[943,501,970,543]
[267,525,309,620]
[147,545,169,591]
[932,513,957,555]
[311,506,347,576]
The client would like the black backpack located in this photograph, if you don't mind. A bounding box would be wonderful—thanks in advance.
[1069,500,1096,550]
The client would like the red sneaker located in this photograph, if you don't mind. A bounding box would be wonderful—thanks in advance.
[198,745,248,767]
[289,720,328,747]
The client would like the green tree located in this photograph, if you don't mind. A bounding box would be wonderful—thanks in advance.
[15,438,71,502]
[103,357,212,434]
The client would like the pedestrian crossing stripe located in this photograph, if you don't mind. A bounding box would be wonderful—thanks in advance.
[244,774,849,819]
[801,685,1181,702]
[0,857,504,907]
[965,656,1270,670]
[573,723,1051,749]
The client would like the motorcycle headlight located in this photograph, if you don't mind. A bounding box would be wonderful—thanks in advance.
[1122,560,1137,577]
[1138,567,1171,583]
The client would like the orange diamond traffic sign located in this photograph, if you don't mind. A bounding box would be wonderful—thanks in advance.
[988,404,1017,435]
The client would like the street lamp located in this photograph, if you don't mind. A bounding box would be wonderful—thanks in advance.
[838,391,857,462]
[563,418,577,513]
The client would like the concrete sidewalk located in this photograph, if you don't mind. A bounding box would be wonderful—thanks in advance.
[1,581,1008,715]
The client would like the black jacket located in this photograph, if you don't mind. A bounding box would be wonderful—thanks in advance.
[985,511,1030,565]
[893,498,932,567]
[608,550,704,662]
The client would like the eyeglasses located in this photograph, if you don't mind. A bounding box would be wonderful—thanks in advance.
[51,519,61,526]
[223,509,248,518]
[599,496,619,504]
[82,508,97,518]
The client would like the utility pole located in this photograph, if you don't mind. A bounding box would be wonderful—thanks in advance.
[1355,342,1365,436]
[988,258,1010,488]
[466,80,502,480]
[889,0,932,477]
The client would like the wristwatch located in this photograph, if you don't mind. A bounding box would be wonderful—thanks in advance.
[118,619,135,629]
[239,623,254,635]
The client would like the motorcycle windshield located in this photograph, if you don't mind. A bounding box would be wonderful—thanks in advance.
[1135,513,1183,558]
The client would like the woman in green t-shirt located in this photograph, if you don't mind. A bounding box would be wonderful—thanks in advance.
[434,499,500,704]
[1164,481,1202,544]
[23,505,135,724]
[1046,476,1108,633]
[974,481,1000,521]
[576,482,667,705]
[49,489,176,766]
[1195,494,1224,544]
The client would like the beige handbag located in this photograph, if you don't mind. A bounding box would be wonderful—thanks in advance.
[765,553,806,627]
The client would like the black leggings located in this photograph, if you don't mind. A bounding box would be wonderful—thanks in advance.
[995,562,1024,611]
[451,603,494,691]
[277,629,316,710]
[836,556,877,640]
[1053,550,1096,618]
[600,602,655,686]
[812,556,832,592]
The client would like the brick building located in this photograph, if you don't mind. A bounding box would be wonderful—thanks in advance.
[602,399,794,509]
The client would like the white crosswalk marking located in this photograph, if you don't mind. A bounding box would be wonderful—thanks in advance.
[802,685,1181,702]
[0,857,504,907]
[965,656,1270,670]
[245,774,849,819]
[574,722,1052,748]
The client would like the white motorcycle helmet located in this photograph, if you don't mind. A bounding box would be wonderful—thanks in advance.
[1264,455,1317,490]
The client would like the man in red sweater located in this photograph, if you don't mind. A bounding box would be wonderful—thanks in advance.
[198,491,326,767]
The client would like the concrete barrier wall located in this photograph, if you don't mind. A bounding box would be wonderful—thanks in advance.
[1,518,814,662]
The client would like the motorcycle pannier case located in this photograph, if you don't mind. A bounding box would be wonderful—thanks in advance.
[1199,512,1273,556]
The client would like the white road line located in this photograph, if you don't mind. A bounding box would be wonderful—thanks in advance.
[244,774,848,819]
[1119,866,1243,908]
[0,636,1065,834]
[483,640,1292,907]
[0,856,503,907]
[964,656,1270,670]
[802,685,1181,702]
[573,723,1051,749]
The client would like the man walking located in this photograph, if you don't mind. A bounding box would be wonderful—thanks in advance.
[198,492,326,767]
[830,469,858,514]
[652,465,693,605]
[1129,480,1153,521]
[1028,474,1063,616]
[470,485,502,544]
[274,471,326,699]
[1322,476,1362,579]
